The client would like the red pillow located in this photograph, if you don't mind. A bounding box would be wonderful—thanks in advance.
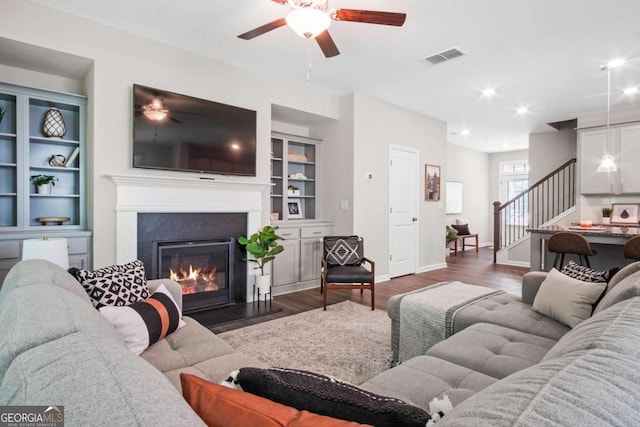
[180,374,369,427]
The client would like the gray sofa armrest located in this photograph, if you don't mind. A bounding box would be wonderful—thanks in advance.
[521,272,548,305]
[148,278,183,313]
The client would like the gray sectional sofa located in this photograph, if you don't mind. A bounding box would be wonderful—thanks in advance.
[361,262,640,425]
[0,260,266,426]
[3,258,640,426]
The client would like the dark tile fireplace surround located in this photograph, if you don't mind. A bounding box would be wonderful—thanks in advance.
[137,213,247,314]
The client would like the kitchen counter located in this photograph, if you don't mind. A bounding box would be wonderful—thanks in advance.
[528,224,639,271]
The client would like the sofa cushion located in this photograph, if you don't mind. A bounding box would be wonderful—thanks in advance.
[233,367,431,427]
[452,293,570,340]
[0,259,90,304]
[426,323,557,379]
[180,374,367,427]
[604,260,640,292]
[99,283,186,355]
[532,268,607,328]
[70,259,150,309]
[543,297,640,361]
[593,269,640,315]
[359,355,497,411]
[0,284,123,380]
[1,327,206,427]
[438,349,640,427]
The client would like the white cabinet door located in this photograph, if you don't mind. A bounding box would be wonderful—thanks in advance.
[300,238,322,282]
[619,125,640,194]
[580,128,617,194]
[272,238,300,287]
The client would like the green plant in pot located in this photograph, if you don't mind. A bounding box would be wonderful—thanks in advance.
[446,225,459,246]
[238,225,284,295]
[30,175,57,195]
[602,207,613,225]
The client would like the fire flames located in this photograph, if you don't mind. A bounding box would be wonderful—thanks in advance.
[169,264,219,294]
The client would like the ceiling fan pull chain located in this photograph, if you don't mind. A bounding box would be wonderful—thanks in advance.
[306,38,312,82]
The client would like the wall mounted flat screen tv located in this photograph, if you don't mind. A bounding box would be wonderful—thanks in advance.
[133,84,257,176]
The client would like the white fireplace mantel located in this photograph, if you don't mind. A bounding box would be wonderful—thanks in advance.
[107,173,269,301]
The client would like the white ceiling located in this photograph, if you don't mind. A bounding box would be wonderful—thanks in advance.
[27,0,640,152]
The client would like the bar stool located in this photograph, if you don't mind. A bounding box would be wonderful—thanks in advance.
[548,232,597,269]
[624,236,640,262]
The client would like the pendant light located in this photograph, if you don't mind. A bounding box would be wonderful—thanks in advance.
[597,61,622,173]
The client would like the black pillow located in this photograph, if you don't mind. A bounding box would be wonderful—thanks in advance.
[235,367,430,427]
[451,223,471,235]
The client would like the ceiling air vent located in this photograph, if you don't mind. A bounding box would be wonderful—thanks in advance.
[424,48,466,65]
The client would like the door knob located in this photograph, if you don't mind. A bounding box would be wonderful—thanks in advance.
[412,217,418,222]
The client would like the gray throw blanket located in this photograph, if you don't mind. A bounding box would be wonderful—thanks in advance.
[396,281,504,363]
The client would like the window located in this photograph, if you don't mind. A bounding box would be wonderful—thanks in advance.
[500,160,529,226]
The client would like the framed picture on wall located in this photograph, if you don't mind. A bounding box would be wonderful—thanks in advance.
[287,199,303,219]
[425,164,441,201]
[446,181,463,214]
[611,203,639,225]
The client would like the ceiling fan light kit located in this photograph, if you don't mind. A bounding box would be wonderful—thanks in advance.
[286,7,331,38]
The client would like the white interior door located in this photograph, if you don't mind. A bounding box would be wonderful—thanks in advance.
[389,146,419,278]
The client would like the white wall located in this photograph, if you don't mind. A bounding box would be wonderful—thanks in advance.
[445,144,490,245]
[352,93,447,275]
[1,0,338,267]
[528,128,577,183]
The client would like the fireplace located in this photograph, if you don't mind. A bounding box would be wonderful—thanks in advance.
[137,212,248,312]
[153,238,235,313]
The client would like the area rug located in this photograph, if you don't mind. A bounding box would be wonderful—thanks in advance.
[218,301,392,385]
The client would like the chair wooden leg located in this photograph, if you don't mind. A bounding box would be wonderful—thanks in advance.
[559,253,566,269]
[320,276,323,294]
[360,286,363,295]
[370,285,375,310]
[323,284,328,310]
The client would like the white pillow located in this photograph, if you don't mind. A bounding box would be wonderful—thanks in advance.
[455,218,469,225]
[100,283,186,355]
[532,268,607,328]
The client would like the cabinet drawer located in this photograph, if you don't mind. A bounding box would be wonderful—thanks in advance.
[277,228,300,240]
[301,226,332,239]
[67,237,88,254]
[0,241,20,259]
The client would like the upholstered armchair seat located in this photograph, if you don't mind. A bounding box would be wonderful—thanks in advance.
[326,264,374,283]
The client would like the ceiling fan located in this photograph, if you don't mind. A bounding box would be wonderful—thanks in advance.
[238,0,406,58]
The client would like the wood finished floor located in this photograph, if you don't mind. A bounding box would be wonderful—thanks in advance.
[211,247,529,334]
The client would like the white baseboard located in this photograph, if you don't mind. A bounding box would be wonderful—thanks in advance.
[376,274,391,283]
[496,260,530,268]
[417,262,447,274]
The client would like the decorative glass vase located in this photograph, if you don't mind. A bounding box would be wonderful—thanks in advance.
[42,108,67,138]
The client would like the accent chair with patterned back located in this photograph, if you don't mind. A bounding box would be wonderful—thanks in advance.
[321,236,375,311]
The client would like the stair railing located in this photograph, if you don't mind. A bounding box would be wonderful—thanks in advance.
[493,158,576,263]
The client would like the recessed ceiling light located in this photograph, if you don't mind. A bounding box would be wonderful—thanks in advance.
[624,87,639,95]
[516,106,529,115]
[460,129,471,137]
[481,88,496,97]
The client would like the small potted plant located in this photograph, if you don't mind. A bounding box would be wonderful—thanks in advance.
[446,225,459,256]
[287,184,300,197]
[238,225,284,296]
[31,175,57,195]
[602,207,613,225]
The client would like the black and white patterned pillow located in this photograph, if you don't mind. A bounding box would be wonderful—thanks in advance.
[560,260,614,283]
[324,236,362,266]
[69,260,150,309]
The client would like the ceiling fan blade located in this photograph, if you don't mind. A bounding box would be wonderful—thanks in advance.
[333,9,407,26]
[238,18,287,40]
[316,30,340,58]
